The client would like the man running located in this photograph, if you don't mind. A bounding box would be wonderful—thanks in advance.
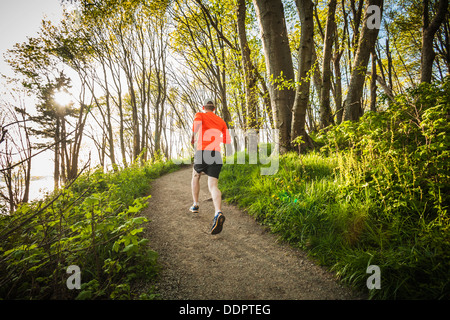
[190,98,231,235]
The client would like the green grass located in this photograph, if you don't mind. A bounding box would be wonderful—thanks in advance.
[220,80,450,299]
[219,150,449,299]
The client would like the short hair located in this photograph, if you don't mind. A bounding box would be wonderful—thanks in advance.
[204,98,215,110]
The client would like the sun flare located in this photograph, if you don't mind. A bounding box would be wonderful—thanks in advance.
[53,90,72,106]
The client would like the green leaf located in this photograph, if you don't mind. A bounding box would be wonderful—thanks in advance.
[122,243,136,253]
[112,241,120,253]
[130,227,143,235]
[76,290,92,300]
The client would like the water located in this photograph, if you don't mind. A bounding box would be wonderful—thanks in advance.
[0,175,54,213]
[29,175,54,201]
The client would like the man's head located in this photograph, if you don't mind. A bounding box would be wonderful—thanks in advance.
[203,98,215,111]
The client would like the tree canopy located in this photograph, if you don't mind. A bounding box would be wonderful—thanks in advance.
[1,0,448,209]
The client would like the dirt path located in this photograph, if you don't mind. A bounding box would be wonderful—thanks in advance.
[141,167,360,300]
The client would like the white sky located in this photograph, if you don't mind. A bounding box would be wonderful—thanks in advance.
[0,0,65,79]
[0,1,66,196]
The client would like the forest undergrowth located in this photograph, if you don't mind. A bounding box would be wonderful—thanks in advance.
[0,159,180,299]
[220,79,450,299]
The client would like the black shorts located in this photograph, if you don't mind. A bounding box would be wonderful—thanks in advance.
[194,150,223,179]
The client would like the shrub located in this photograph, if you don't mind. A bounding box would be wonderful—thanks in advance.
[0,160,179,299]
[220,78,450,299]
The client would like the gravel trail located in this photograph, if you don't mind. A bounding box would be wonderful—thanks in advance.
[141,167,360,300]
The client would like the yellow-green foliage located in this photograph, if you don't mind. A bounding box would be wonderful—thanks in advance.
[220,78,450,299]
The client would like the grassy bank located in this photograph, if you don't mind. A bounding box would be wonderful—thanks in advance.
[0,160,180,299]
[220,150,448,299]
[219,80,449,299]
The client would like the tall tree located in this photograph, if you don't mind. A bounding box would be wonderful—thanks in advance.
[253,0,295,153]
[5,34,86,189]
[319,0,337,129]
[237,0,259,131]
[343,0,384,122]
[0,100,32,213]
[420,0,449,83]
[171,0,233,127]
[291,0,315,150]
[370,50,378,112]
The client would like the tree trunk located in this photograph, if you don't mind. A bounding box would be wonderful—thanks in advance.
[370,50,377,112]
[237,0,259,131]
[291,0,315,151]
[54,116,60,190]
[60,114,67,184]
[104,91,116,168]
[253,0,295,153]
[98,60,116,169]
[333,33,344,125]
[386,37,393,93]
[218,34,233,127]
[22,131,32,204]
[258,74,273,129]
[117,84,127,167]
[343,0,383,122]
[129,85,141,161]
[420,0,449,83]
[3,149,15,213]
[350,0,365,51]
[319,0,337,129]
[68,102,89,181]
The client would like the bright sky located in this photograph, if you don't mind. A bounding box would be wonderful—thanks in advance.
[0,1,66,193]
[0,0,65,79]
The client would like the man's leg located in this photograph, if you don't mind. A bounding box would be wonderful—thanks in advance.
[192,169,201,205]
[207,176,222,215]
[190,169,202,213]
[208,176,225,234]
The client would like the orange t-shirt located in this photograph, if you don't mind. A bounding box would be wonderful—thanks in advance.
[193,111,230,151]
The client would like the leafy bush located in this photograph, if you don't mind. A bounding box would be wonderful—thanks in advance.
[0,160,179,299]
[220,78,450,299]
